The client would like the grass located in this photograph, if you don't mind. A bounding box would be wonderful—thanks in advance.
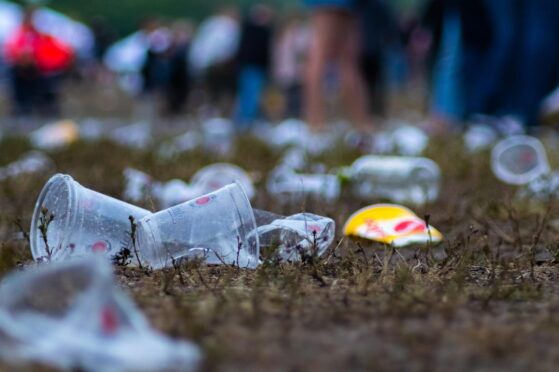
[1,130,559,372]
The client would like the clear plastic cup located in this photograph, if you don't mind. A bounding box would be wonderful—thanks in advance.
[491,135,550,185]
[30,174,152,263]
[267,166,341,202]
[191,163,255,199]
[0,257,202,371]
[135,181,259,269]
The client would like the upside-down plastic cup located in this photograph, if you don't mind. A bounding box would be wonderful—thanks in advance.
[30,174,151,263]
[135,181,259,269]
[491,135,550,185]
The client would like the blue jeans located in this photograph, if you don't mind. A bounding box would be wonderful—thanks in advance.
[235,65,266,130]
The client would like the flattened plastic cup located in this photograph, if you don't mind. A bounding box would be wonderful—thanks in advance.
[491,135,550,185]
[30,174,151,262]
[136,181,259,269]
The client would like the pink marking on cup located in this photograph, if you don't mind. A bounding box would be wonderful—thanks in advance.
[100,306,119,335]
[92,241,108,253]
[195,196,212,206]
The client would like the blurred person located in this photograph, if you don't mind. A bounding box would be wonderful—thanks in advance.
[359,0,399,116]
[165,20,194,115]
[479,0,559,128]
[234,4,274,130]
[421,0,491,132]
[189,7,240,114]
[139,18,172,117]
[273,13,311,119]
[3,6,74,117]
[303,0,373,134]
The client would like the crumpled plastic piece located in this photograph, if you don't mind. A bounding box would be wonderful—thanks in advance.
[157,131,201,159]
[110,122,152,149]
[517,171,559,201]
[253,119,336,155]
[201,118,234,156]
[0,151,53,181]
[30,120,79,150]
[463,124,498,153]
[0,258,202,371]
[256,212,335,262]
[267,166,341,202]
[343,204,443,247]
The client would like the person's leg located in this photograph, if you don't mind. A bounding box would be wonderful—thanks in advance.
[235,65,266,130]
[471,0,518,116]
[338,18,372,131]
[305,9,351,131]
[508,0,559,127]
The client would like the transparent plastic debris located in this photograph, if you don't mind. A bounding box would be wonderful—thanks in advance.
[201,118,234,156]
[123,168,155,203]
[0,258,202,371]
[391,125,429,156]
[78,118,105,141]
[254,118,308,148]
[157,131,201,159]
[267,166,341,202]
[30,174,151,263]
[0,151,53,181]
[491,135,550,185]
[255,209,335,262]
[191,163,255,200]
[463,124,498,152]
[110,121,152,149]
[123,163,255,208]
[136,182,260,269]
[343,204,443,247]
[279,147,308,171]
[30,120,79,150]
[347,155,441,205]
[152,179,201,209]
[517,171,559,201]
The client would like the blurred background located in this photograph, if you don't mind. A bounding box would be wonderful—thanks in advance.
[0,0,558,135]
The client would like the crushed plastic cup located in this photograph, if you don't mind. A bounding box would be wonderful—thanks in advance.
[255,209,335,262]
[110,121,152,149]
[491,135,550,185]
[267,166,341,202]
[347,155,441,205]
[0,258,202,371]
[191,163,255,200]
[343,203,443,247]
[30,174,151,263]
[30,120,79,150]
[135,182,259,269]
[0,151,53,181]
[202,118,234,156]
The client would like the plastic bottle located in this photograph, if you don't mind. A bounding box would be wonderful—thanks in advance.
[345,155,441,205]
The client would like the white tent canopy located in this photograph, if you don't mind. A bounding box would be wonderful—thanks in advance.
[0,1,94,58]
